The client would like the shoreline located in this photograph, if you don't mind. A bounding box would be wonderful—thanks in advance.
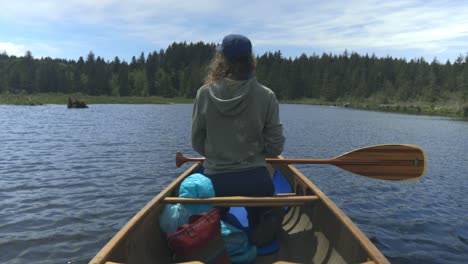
[283,98,468,119]
[0,93,194,105]
[1,93,466,118]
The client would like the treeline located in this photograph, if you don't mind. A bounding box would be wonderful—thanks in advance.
[1,42,468,104]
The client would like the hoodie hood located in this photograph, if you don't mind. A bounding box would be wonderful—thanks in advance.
[208,77,256,116]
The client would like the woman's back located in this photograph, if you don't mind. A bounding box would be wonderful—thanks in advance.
[192,77,284,174]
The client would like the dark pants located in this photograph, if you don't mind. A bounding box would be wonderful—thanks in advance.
[205,166,275,228]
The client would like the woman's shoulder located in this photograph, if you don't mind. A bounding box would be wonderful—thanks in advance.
[196,83,213,96]
[252,80,276,98]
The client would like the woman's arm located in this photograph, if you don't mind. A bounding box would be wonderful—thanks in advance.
[191,93,206,156]
[263,93,285,157]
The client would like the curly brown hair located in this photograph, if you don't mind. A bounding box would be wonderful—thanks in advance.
[204,53,257,85]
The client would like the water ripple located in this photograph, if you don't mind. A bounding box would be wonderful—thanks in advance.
[1,104,467,264]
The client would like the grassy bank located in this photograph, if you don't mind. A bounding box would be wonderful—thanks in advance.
[2,93,467,118]
[282,98,468,118]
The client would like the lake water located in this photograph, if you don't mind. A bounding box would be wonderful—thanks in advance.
[0,104,467,264]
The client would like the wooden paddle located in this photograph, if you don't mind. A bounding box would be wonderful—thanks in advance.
[176,144,426,181]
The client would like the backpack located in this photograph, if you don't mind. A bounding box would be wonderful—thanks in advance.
[221,216,257,264]
[167,208,229,264]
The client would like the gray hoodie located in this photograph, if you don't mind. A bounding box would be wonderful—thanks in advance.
[191,77,285,174]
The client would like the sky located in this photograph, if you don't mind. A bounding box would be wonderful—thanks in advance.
[1,0,468,63]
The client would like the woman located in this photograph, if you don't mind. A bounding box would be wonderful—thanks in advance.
[191,34,285,245]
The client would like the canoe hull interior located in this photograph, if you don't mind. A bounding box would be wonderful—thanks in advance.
[90,162,388,264]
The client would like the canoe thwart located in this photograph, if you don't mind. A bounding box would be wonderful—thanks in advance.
[162,195,319,207]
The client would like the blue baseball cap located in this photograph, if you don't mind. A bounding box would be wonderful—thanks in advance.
[216,34,252,60]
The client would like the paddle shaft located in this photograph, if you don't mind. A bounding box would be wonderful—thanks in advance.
[177,157,418,166]
[175,144,426,181]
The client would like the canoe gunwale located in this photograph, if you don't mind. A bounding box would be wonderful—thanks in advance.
[89,163,200,264]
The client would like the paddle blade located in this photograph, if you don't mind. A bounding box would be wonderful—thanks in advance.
[334,144,426,181]
[176,151,205,167]
[175,151,186,167]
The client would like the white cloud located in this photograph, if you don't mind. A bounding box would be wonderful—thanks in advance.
[0,41,62,58]
[0,42,27,56]
[250,0,468,53]
[1,0,468,60]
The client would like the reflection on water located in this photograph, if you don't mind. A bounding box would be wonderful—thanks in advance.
[0,104,467,264]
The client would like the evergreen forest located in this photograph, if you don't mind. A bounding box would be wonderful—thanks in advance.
[1,42,467,110]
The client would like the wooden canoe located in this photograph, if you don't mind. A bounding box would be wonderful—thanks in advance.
[90,160,390,264]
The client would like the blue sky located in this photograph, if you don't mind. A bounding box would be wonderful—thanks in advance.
[1,0,468,63]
